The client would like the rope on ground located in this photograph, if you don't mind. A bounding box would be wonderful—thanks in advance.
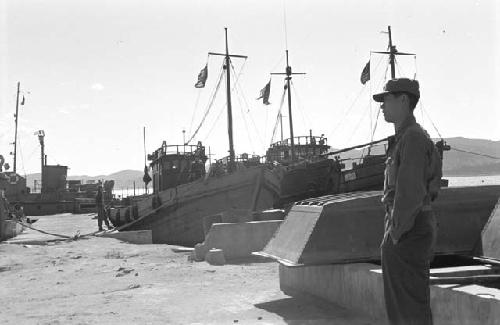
[12,219,103,241]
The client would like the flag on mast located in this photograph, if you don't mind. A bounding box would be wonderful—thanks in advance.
[360,61,370,85]
[194,64,208,88]
[257,80,271,105]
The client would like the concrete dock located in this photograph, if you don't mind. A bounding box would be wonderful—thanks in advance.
[280,262,500,325]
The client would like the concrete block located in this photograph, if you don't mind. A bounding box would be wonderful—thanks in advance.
[194,243,209,261]
[1,220,24,240]
[201,220,282,260]
[253,209,285,221]
[101,230,152,244]
[279,263,500,325]
[205,249,226,266]
[220,209,253,224]
[481,198,500,259]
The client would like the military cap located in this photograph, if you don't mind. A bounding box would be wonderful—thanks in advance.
[373,78,420,102]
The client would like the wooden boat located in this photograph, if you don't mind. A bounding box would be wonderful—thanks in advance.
[111,29,283,245]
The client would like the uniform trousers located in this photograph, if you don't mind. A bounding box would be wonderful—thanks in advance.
[381,210,437,325]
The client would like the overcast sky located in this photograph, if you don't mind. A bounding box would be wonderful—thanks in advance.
[1,0,498,176]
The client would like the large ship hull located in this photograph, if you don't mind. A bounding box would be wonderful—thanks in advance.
[113,166,282,246]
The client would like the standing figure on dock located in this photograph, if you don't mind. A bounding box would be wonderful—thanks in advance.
[96,185,112,231]
[373,78,442,325]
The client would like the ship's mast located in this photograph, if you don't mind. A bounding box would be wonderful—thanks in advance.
[271,50,305,161]
[388,26,396,79]
[373,26,414,79]
[208,28,247,172]
[13,82,21,173]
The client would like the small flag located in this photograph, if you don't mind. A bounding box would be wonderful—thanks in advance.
[21,96,25,105]
[360,60,370,85]
[257,80,271,105]
[143,165,152,185]
[194,64,208,88]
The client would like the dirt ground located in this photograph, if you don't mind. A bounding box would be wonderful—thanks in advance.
[0,214,378,325]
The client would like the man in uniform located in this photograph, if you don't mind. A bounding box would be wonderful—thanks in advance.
[96,185,112,231]
[373,78,442,325]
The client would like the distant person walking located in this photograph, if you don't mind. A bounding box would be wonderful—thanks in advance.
[96,185,112,231]
[373,78,442,325]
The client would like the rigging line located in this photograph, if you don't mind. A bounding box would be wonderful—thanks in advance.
[202,60,246,144]
[326,55,386,141]
[369,51,387,77]
[290,79,312,131]
[368,61,391,138]
[283,0,289,50]
[414,55,425,122]
[230,66,255,152]
[450,147,500,160]
[17,136,26,177]
[369,51,373,143]
[330,60,389,142]
[370,108,382,144]
[270,85,288,145]
[186,64,225,144]
[269,53,286,74]
[203,103,226,142]
[235,90,255,153]
[419,99,443,139]
[189,55,210,135]
[327,54,386,140]
[344,103,372,146]
[328,85,368,139]
[229,60,265,149]
[395,58,406,78]
[189,90,203,136]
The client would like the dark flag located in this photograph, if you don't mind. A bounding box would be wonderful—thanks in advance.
[360,61,370,85]
[143,165,152,185]
[257,80,271,105]
[194,64,208,88]
[21,96,25,105]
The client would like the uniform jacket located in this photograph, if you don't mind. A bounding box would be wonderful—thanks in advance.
[382,115,442,242]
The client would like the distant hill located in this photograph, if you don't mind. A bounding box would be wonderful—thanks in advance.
[439,137,500,176]
[329,137,500,177]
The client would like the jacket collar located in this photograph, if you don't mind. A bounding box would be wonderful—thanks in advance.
[395,115,416,140]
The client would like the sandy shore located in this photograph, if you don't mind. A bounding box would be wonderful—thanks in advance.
[0,214,378,324]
